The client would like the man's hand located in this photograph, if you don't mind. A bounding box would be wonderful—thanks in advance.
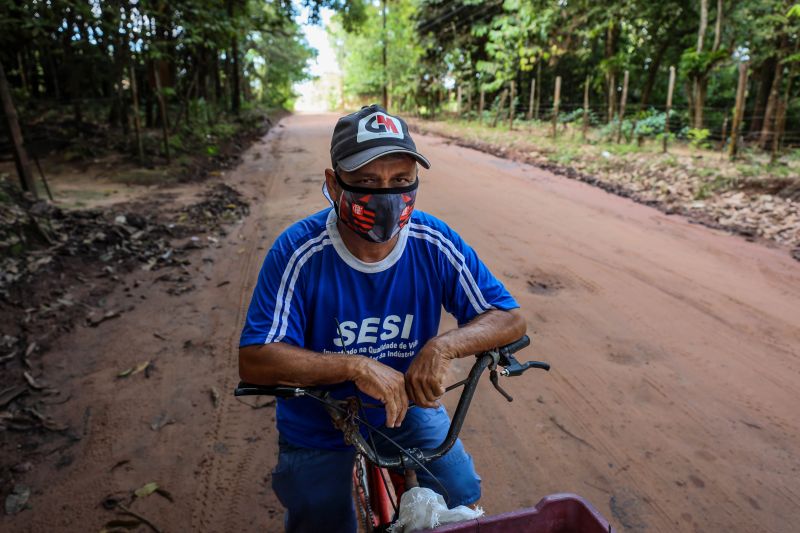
[405,339,454,408]
[353,357,409,428]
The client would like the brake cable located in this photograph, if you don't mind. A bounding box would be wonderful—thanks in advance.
[303,390,451,501]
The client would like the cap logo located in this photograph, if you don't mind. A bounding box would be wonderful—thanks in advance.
[357,112,404,143]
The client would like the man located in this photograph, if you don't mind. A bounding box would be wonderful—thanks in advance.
[239,105,525,532]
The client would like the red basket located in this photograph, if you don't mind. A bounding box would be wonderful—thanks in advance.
[431,493,615,533]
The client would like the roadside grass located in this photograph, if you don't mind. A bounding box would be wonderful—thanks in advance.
[410,115,800,255]
[412,116,799,200]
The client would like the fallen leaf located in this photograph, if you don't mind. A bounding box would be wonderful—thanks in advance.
[134,482,159,499]
[155,487,174,503]
[209,387,220,408]
[100,518,142,531]
[4,484,30,515]
[117,361,150,379]
[87,310,121,328]
[25,342,37,358]
[23,371,44,390]
[132,361,150,375]
[110,459,130,472]
[0,386,27,407]
[149,413,175,431]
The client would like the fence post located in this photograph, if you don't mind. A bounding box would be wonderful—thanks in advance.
[719,112,728,154]
[583,75,590,141]
[663,66,676,153]
[616,70,629,143]
[534,61,541,119]
[509,81,516,130]
[479,88,485,123]
[456,84,462,115]
[607,73,616,123]
[729,61,749,160]
[466,84,472,113]
[527,77,536,120]
[491,89,508,128]
[551,76,561,138]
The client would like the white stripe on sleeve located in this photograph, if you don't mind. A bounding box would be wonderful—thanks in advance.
[408,231,485,315]
[264,230,329,344]
[409,223,494,311]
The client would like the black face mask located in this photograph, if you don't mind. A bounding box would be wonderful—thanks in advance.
[333,171,418,243]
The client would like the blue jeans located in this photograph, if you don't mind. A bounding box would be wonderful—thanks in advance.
[271,405,481,533]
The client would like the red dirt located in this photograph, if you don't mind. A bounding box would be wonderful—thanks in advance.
[3,114,799,532]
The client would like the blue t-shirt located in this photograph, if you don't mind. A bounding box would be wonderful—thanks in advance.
[240,208,518,449]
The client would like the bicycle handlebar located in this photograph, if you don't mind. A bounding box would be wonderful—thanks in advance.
[234,335,549,469]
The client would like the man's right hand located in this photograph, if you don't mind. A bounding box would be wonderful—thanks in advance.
[352,357,409,428]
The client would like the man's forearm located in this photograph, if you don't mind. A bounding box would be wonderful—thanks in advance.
[239,342,362,386]
[434,309,527,359]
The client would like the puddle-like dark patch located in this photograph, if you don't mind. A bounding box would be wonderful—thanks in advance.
[608,351,639,366]
[526,272,566,295]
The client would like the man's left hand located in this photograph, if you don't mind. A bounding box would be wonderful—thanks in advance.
[405,339,454,408]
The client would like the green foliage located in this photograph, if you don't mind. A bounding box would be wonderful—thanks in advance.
[558,108,600,126]
[687,128,712,149]
[633,110,674,138]
[329,0,424,108]
[679,49,729,78]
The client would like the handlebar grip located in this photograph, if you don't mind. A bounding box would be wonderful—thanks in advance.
[234,382,305,398]
[499,335,530,355]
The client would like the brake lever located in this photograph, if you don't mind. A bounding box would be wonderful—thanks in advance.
[490,369,514,402]
[499,353,551,377]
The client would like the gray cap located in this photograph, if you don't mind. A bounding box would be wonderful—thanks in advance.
[330,104,431,171]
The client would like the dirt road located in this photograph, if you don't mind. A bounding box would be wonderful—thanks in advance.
[6,113,800,533]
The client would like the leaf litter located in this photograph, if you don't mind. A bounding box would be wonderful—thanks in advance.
[0,178,250,507]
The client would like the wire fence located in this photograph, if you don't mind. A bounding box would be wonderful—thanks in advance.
[446,90,800,147]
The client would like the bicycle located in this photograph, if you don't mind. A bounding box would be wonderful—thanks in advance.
[235,336,615,532]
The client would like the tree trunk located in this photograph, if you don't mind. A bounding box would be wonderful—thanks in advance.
[508,80,515,130]
[534,61,541,119]
[748,59,775,135]
[697,0,708,53]
[694,79,706,130]
[771,62,795,161]
[152,62,171,163]
[712,0,722,52]
[605,21,619,123]
[491,89,508,128]
[760,44,785,149]
[228,0,241,115]
[607,73,616,123]
[230,41,241,114]
[0,60,37,197]
[130,62,144,163]
[526,75,535,120]
[692,0,710,129]
[616,70,629,143]
[641,38,670,107]
[729,62,749,160]
[582,75,590,140]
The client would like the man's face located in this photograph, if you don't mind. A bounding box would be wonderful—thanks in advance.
[326,154,417,199]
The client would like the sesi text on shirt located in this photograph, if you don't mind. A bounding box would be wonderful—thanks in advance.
[240,208,518,449]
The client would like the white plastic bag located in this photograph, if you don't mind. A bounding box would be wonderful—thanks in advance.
[387,487,484,533]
